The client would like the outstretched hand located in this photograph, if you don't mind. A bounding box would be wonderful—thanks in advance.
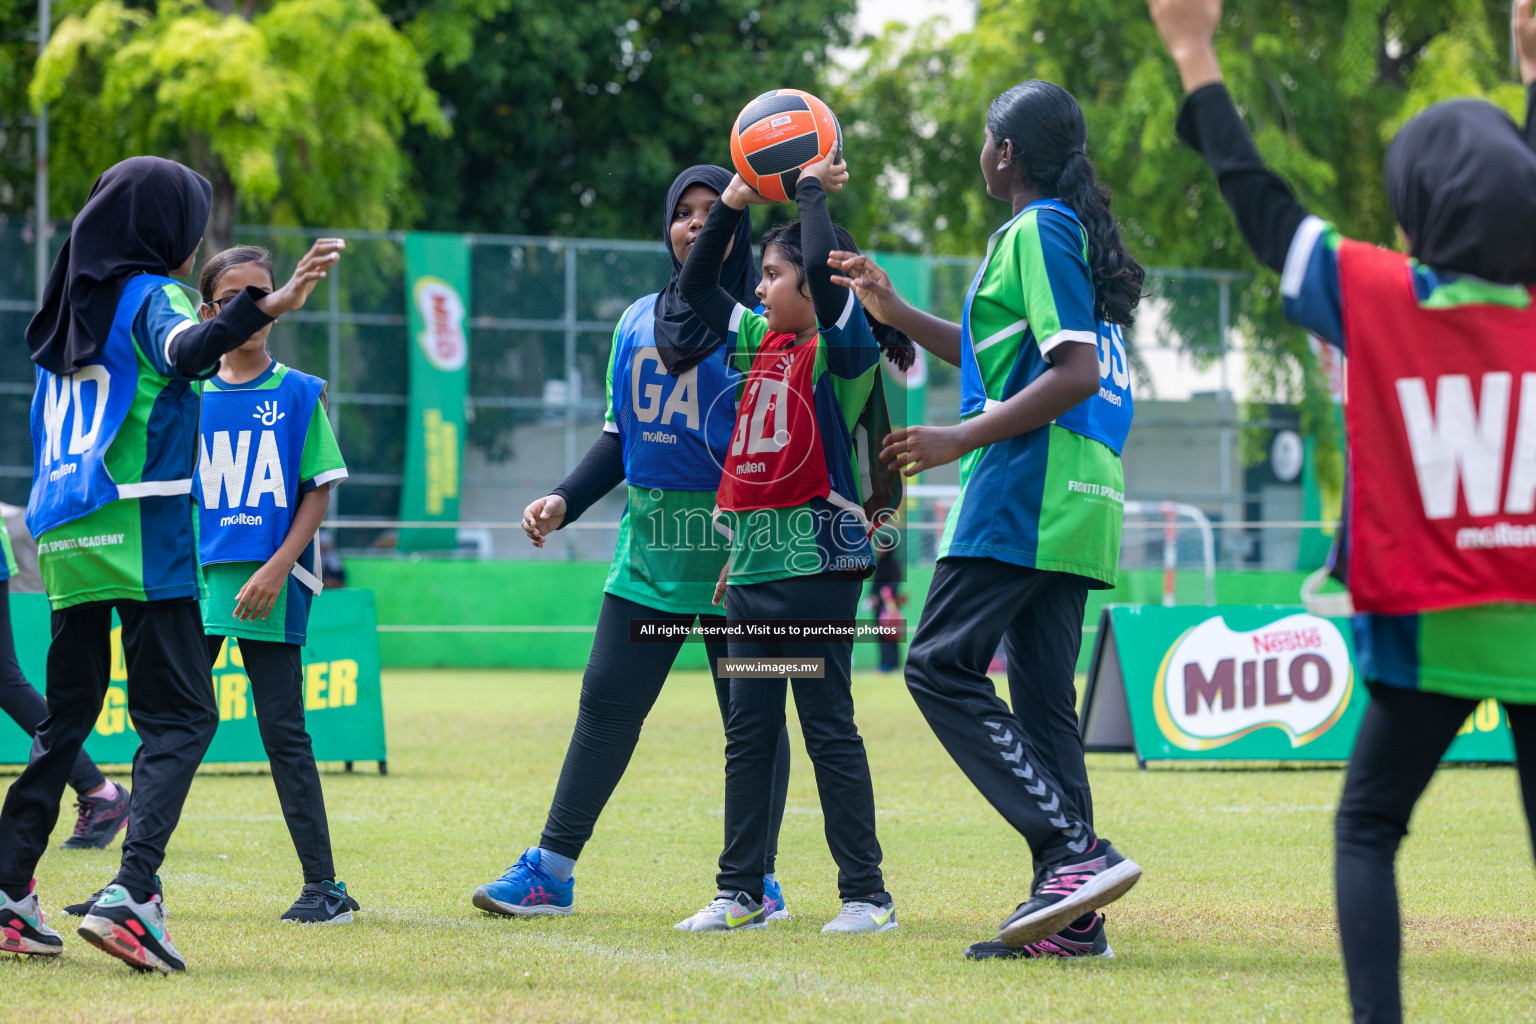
[828,251,904,326]
[258,239,344,318]
[1146,0,1224,92]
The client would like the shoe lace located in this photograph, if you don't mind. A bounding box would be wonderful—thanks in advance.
[701,893,739,915]
[70,799,97,837]
[291,886,329,910]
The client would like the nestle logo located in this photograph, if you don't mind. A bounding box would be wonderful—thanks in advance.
[1154,613,1353,751]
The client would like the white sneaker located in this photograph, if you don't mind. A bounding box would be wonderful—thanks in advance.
[78,884,186,973]
[821,898,898,934]
[673,891,768,932]
[0,881,63,956]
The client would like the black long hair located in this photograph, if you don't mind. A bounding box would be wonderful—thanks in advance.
[987,80,1144,327]
[759,220,917,372]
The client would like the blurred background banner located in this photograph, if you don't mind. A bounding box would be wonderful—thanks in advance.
[399,232,471,552]
[0,590,388,768]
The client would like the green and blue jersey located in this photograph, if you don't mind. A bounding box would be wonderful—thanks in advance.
[31,277,213,610]
[939,201,1131,588]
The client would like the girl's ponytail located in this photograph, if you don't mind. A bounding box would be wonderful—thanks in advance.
[827,223,916,371]
[987,81,1145,327]
[1054,149,1144,328]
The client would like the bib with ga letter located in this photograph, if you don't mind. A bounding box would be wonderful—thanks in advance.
[610,294,741,490]
[198,364,325,589]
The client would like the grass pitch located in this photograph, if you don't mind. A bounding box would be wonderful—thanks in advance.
[8,668,1536,1022]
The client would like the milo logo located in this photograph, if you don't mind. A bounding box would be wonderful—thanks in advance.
[1152,613,1353,751]
[413,277,467,372]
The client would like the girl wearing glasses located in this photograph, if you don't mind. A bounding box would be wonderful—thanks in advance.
[194,245,358,925]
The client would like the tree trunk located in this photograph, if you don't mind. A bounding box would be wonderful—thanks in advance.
[189,132,237,256]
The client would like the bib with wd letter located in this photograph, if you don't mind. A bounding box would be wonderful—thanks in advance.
[28,273,185,538]
[1339,239,1536,614]
[198,363,327,592]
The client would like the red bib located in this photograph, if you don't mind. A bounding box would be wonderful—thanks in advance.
[1340,239,1536,614]
[717,332,831,512]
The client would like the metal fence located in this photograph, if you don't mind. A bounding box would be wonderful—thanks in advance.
[1,218,1286,567]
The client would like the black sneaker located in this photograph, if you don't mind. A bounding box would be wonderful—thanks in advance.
[63,887,108,917]
[998,840,1142,947]
[966,913,1113,960]
[281,880,359,924]
[61,783,130,850]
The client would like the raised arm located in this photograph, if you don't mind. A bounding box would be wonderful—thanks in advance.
[794,175,849,331]
[166,238,344,378]
[1148,0,1309,275]
[679,201,753,341]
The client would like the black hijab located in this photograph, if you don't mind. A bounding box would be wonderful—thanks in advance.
[1385,99,1536,285]
[653,164,759,375]
[27,156,212,375]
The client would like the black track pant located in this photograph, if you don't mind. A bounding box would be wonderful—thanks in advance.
[206,636,335,883]
[1335,684,1536,1024]
[0,599,216,901]
[540,593,791,871]
[904,558,1097,871]
[0,580,105,796]
[717,573,885,901]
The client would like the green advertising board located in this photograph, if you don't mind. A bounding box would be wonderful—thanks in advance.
[400,232,471,552]
[870,250,929,430]
[1082,604,1514,764]
[0,590,387,770]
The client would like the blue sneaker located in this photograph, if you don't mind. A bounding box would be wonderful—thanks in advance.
[472,848,574,917]
[762,876,790,921]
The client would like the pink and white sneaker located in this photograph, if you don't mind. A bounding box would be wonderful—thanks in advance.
[999,840,1142,947]
[0,879,64,956]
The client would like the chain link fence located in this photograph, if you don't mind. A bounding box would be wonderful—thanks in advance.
[2,218,1301,568]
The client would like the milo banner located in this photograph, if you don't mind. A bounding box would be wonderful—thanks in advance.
[0,590,387,770]
[400,232,470,552]
[1083,604,1514,764]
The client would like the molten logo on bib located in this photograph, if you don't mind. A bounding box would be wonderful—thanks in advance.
[1152,614,1353,751]
[413,277,467,372]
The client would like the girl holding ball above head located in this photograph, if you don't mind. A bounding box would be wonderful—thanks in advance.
[0,156,341,973]
[471,166,796,922]
[830,80,1145,958]
[1148,0,1536,1020]
[674,148,912,935]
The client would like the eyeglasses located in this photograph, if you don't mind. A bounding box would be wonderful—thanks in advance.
[208,289,271,313]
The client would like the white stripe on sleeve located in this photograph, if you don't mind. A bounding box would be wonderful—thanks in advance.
[834,290,856,331]
[1036,329,1098,359]
[728,303,747,335]
[1281,215,1327,299]
[162,319,194,369]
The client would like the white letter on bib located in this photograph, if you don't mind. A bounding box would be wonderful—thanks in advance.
[1396,372,1510,519]
[200,430,251,510]
[245,430,288,508]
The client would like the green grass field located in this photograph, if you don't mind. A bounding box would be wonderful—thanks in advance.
[9,668,1536,1022]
